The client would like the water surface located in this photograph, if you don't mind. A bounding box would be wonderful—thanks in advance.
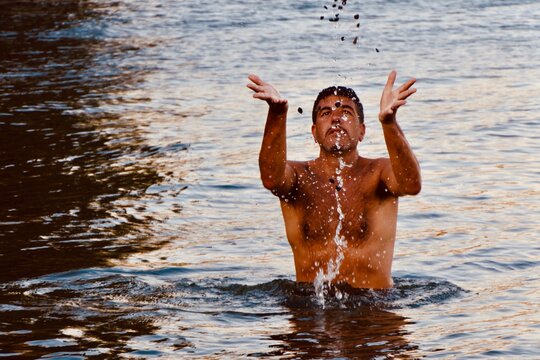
[1,0,539,358]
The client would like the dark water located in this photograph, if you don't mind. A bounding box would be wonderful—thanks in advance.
[1,0,539,358]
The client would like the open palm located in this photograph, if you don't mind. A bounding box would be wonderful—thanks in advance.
[379,70,416,124]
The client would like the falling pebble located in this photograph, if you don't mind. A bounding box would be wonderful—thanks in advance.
[354,14,359,19]
[324,5,328,9]
[376,48,380,52]
[332,4,336,7]
[320,16,324,20]
[338,5,343,10]
[341,36,345,41]
[297,107,303,114]
[352,36,358,45]
[356,23,360,28]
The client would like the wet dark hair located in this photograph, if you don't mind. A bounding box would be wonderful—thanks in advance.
[312,86,364,124]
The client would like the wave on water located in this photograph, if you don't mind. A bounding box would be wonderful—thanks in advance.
[1,269,465,313]
[0,270,465,357]
[218,276,466,310]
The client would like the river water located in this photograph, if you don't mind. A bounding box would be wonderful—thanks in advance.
[0,0,539,358]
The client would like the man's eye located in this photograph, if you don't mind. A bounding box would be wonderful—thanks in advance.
[321,111,330,116]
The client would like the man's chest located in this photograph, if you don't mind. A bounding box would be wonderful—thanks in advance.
[292,169,384,242]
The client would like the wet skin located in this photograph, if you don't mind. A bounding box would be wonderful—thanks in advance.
[247,72,421,289]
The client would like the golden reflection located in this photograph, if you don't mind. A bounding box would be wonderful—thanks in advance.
[270,304,419,359]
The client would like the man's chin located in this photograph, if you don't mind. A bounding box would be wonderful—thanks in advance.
[323,142,355,153]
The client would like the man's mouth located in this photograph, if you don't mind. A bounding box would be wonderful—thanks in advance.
[327,126,346,136]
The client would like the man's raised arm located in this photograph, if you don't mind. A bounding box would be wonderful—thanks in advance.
[247,74,296,195]
[378,70,422,196]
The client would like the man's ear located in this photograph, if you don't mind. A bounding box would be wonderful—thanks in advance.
[311,124,317,143]
[358,122,366,142]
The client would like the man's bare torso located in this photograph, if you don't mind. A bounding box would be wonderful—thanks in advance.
[279,156,398,288]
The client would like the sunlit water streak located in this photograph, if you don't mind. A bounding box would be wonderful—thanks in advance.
[0,0,539,358]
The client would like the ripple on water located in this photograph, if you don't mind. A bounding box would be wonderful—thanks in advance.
[217,276,464,310]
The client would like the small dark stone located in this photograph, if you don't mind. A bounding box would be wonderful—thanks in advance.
[356,23,360,28]
[352,36,358,45]
[329,17,339,22]
[342,0,347,5]
[338,5,343,10]
[375,48,380,52]
[340,36,345,41]
[329,178,335,184]
[320,16,324,20]
[354,14,359,19]
[336,185,342,191]
[297,107,303,114]
[335,101,341,108]
[332,4,336,7]
[324,5,328,9]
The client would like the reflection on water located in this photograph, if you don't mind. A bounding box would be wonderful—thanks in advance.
[271,307,416,359]
[0,1,163,282]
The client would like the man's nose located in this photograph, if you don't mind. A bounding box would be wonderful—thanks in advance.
[331,111,341,123]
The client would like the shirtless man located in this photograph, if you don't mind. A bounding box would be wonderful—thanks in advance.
[247,71,421,289]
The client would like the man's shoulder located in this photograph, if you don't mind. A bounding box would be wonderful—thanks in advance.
[357,156,390,169]
[286,160,310,172]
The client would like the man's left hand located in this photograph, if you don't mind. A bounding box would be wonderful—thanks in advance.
[379,70,416,124]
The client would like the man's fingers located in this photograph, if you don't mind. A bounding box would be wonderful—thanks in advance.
[398,88,416,100]
[391,100,407,111]
[246,82,264,93]
[385,70,397,89]
[397,78,416,93]
[253,93,271,101]
[248,74,265,86]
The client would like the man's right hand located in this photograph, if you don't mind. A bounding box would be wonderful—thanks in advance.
[247,74,288,113]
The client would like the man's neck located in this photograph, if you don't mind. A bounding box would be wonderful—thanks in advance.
[316,148,359,175]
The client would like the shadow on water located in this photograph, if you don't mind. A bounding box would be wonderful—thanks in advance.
[0,1,167,283]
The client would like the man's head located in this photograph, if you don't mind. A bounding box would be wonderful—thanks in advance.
[312,86,364,124]
[311,86,366,153]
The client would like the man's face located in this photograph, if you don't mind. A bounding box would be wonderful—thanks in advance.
[312,95,365,153]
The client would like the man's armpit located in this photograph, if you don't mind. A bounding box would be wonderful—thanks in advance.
[269,162,299,199]
[378,158,401,197]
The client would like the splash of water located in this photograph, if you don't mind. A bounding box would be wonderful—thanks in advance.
[314,157,352,308]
